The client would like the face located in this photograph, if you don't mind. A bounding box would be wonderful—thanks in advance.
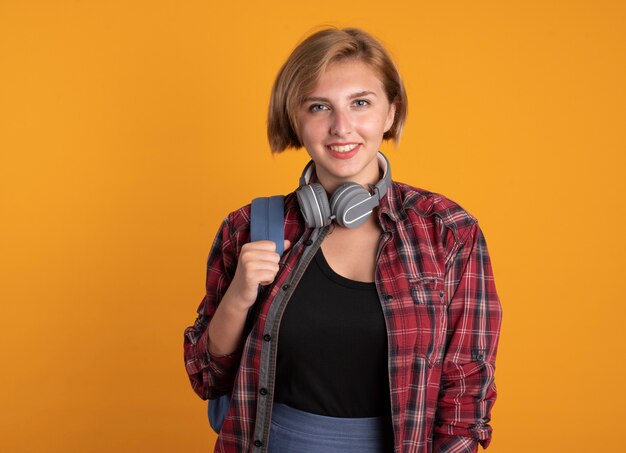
[296,59,396,192]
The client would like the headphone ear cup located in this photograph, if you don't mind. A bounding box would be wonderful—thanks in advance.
[330,183,373,228]
[296,182,332,228]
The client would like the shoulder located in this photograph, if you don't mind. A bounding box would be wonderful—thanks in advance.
[386,181,478,247]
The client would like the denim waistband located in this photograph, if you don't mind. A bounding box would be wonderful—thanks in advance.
[271,403,391,438]
[268,403,394,453]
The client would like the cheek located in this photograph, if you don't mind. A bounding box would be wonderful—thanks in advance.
[359,116,388,137]
[299,119,325,144]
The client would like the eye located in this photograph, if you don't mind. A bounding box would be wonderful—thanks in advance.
[353,99,370,108]
[308,104,330,113]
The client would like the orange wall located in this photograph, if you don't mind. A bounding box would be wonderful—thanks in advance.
[1,1,624,451]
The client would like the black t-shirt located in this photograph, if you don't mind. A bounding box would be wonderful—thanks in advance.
[274,248,391,418]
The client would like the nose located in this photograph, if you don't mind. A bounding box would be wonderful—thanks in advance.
[330,109,352,136]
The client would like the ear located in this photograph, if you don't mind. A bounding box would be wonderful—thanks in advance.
[384,102,396,133]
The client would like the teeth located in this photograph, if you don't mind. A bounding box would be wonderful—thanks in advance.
[329,144,358,152]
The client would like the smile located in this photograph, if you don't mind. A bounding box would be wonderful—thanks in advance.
[327,143,359,152]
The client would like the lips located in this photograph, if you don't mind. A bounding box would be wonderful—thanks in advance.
[328,143,358,152]
[326,143,361,160]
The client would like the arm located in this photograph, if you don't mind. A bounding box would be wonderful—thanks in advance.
[183,215,287,400]
[433,222,502,452]
[183,217,242,400]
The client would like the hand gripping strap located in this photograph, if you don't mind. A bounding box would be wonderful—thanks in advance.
[208,195,285,433]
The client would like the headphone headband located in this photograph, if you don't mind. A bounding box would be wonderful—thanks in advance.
[296,152,392,229]
[299,152,392,195]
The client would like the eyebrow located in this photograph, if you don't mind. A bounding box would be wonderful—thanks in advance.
[303,91,378,103]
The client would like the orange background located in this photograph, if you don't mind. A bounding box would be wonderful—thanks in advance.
[1,1,624,452]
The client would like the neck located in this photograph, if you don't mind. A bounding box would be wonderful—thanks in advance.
[314,164,381,195]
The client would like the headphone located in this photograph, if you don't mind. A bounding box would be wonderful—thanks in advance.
[296,152,392,229]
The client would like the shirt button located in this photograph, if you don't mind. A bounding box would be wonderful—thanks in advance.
[385,294,393,301]
[259,388,268,396]
[305,239,313,246]
[282,284,290,290]
[263,334,272,342]
[254,440,263,447]
[439,290,444,299]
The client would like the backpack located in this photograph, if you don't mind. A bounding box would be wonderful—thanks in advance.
[207,195,285,433]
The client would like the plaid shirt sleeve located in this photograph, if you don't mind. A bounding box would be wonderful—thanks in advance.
[432,221,502,452]
[183,214,248,400]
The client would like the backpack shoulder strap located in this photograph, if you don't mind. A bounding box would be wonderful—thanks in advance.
[250,195,285,256]
[207,195,285,433]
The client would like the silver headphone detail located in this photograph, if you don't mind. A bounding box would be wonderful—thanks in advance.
[296,152,392,229]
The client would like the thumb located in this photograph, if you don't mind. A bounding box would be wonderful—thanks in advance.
[283,239,291,251]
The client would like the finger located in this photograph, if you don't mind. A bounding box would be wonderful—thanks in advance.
[249,260,280,273]
[257,269,281,286]
[245,240,277,251]
[240,250,281,266]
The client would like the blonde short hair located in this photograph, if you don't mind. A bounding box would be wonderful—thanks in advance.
[267,27,407,152]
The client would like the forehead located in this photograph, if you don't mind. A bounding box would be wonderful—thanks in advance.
[308,59,386,95]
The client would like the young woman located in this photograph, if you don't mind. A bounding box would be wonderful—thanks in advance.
[184,27,502,453]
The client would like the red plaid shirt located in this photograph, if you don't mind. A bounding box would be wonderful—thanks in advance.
[184,181,502,453]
